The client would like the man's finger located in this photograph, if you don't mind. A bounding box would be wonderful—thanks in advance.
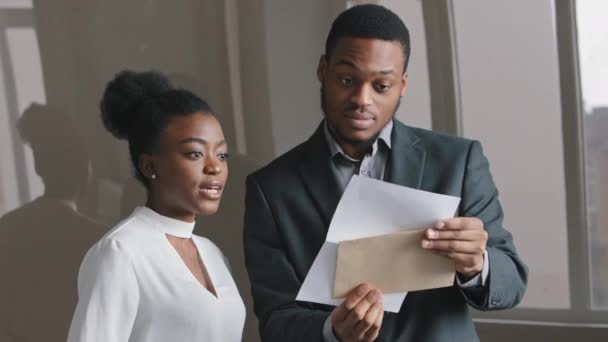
[353,296,382,339]
[434,217,483,231]
[345,283,373,309]
[424,228,486,242]
[433,251,484,274]
[434,251,478,262]
[421,239,485,254]
[363,308,384,341]
[343,289,380,332]
[335,282,373,322]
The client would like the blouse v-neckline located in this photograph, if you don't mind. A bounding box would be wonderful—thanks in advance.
[135,206,219,299]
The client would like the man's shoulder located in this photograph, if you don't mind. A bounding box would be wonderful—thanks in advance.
[394,120,475,153]
[248,138,310,184]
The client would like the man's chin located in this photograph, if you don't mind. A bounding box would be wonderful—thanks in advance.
[327,120,381,146]
[340,130,379,146]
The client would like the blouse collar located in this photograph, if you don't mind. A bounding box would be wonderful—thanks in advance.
[134,206,195,238]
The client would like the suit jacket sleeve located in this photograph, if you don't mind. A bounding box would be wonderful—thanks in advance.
[458,140,528,310]
[243,175,330,341]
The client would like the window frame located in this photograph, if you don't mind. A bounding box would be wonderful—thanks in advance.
[424,0,608,325]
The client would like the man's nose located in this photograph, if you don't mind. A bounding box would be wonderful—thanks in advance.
[350,83,373,108]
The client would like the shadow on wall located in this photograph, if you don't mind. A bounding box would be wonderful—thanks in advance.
[0,103,107,342]
[120,152,262,342]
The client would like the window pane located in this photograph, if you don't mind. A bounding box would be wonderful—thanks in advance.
[0,0,32,9]
[6,27,46,202]
[576,0,608,310]
[452,0,570,309]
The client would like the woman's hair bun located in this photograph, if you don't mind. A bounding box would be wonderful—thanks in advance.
[100,70,173,140]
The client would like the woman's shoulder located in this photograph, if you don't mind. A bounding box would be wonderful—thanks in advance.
[102,210,152,241]
[86,213,149,259]
[76,222,142,296]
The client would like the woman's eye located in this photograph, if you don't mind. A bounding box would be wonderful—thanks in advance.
[187,152,203,159]
[218,153,230,162]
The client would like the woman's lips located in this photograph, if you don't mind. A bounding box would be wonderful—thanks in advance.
[199,183,223,200]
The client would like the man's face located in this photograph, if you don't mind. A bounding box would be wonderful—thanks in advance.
[318,37,408,146]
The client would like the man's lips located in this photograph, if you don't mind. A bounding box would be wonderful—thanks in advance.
[345,111,374,120]
[344,111,375,129]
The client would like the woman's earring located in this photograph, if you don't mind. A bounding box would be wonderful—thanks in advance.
[151,174,157,180]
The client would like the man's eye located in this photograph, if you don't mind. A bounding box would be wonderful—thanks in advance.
[217,153,230,162]
[375,84,390,93]
[187,152,203,159]
[339,77,352,86]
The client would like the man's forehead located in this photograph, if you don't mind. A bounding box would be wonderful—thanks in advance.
[329,37,405,73]
[330,37,405,63]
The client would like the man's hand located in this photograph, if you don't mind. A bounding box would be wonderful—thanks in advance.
[330,282,384,342]
[421,217,488,279]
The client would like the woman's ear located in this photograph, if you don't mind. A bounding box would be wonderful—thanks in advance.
[139,153,158,180]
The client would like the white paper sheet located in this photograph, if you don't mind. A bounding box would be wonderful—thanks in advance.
[296,175,461,313]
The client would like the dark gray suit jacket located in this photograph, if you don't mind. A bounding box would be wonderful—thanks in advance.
[243,120,528,341]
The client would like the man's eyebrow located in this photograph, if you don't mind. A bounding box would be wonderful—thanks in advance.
[378,69,396,75]
[336,58,360,71]
[335,58,396,75]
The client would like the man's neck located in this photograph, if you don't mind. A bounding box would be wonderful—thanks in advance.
[327,125,375,160]
[338,140,372,160]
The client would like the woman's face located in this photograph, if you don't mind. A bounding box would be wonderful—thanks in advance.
[146,112,228,221]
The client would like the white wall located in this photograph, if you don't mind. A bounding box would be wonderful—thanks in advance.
[381,0,432,130]
[262,0,333,156]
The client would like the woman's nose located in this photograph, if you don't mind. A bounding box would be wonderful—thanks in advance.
[203,162,221,175]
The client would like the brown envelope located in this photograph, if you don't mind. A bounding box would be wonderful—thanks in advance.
[333,229,455,298]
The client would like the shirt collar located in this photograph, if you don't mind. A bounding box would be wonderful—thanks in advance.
[323,119,393,161]
[134,206,196,238]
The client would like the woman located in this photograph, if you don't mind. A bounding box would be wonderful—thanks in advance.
[67,70,245,341]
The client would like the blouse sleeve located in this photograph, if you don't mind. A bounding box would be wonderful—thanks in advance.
[67,238,139,342]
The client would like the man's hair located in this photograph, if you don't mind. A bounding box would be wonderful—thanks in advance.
[325,4,411,72]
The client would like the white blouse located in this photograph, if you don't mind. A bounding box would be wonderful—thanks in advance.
[67,206,245,342]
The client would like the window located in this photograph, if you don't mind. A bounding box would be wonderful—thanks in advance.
[444,0,608,324]
[452,0,570,310]
[577,0,608,311]
[0,1,44,216]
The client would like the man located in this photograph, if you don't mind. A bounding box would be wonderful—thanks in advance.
[243,4,527,342]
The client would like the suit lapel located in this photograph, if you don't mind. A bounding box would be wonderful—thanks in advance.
[296,120,426,226]
[387,120,426,189]
[297,122,343,227]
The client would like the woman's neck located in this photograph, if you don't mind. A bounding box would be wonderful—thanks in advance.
[145,195,195,223]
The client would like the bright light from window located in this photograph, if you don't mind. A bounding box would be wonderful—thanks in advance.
[0,0,32,9]
[576,0,608,311]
